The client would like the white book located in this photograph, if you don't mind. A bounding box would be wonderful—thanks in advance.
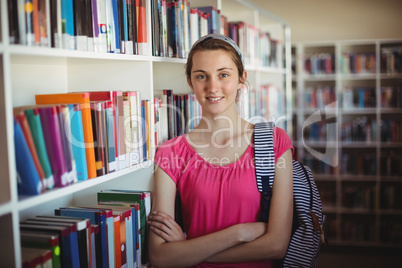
[97,0,108,53]
[17,0,27,45]
[190,8,198,47]
[106,0,117,53]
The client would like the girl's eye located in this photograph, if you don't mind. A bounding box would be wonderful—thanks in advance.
[197,74,206,79]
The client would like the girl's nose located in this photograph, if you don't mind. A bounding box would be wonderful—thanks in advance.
[206,77,219,93]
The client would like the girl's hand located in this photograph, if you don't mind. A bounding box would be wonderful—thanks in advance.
[148,211,187,242]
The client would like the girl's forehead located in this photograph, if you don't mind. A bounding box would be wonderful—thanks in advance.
[192,50,235,66]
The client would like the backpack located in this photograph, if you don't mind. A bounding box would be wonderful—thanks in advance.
[254,121,326,267]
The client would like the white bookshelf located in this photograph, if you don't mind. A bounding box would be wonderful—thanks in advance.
[0,0,291,266]
[292,39,402,248]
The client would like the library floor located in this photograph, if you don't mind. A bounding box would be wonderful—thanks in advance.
[317,247,402,268]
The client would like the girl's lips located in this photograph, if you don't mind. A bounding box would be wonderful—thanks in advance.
[206,96,224,103]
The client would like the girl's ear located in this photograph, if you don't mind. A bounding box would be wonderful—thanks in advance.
[240,70,247,84]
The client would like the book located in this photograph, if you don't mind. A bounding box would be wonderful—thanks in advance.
[35,93,96,179]
[20,231,61,268]
[115,91,126,169]
[55,207,111,268]
[97,102,110,174]
[90,102,105,177]
[93,204,136,268]
[86,0,94,51]
[21,247,53,268]
[20,223,76,267]
[111,0,121,53]
[14,118,43,195]
[123,91,141,165]
[90,0,100,52]
[74,0,88,50]
[37,106,69,187]
[8,0,20,44]
[104,101,117,172]
[25,216,90,268]
[35,215,92,268]
[14,110,46,190]
[24,108,55,190]
[97,189,151,264]
[137,0,147,55]
[57,105,77,184]
[61,0,75,49]
[96,0,108,53]
[97,204,138,267]
[68,104,89,181]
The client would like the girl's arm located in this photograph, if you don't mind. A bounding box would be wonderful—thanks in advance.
[148,164,267,268]
[206,149,294,262]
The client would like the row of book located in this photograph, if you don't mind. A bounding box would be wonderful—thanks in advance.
[380,151,402,176]
[20,189,151,268]
[380,45,402,74]
[150,2,279,68]
[304,85,336,109]
[340,151,377,176]
[304,53,335,75]
[246,84,285,122]
[341,87,376,109]
[380,185,401,210]
[154,89,201,143]
[380,119,401,143]
[303,121,337,142]
[8,0,148,55]
[381,85,402,108]
[342,185,376,210]
[341,116,377,143]
[302,154,338,175]
[341,219,376,242]
[14,91,153,196]
[340,52,376,74]
[315,185,336,207]
[380,220,402,245]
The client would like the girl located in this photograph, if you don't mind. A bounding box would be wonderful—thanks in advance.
[148,34,294,268]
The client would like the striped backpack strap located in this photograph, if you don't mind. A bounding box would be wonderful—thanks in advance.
[254,121,275,222]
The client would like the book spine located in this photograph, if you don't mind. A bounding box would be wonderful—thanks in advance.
[137,0,147,55]
[69,104,89,181]
[96,0,108,52]
[25,108,54,189]
[14,119,43,195]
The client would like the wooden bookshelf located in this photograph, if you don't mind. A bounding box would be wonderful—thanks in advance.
[0,0,291,266]
[292,39,402,249]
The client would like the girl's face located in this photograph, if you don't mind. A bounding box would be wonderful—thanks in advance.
[187,49,246,117]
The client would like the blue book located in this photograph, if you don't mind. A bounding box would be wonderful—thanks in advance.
[14,119,43,195]
[105,102,116,172]
[141,102,147,161]
[122,0,128,43]
[198,6,216,34]
[20,223,75,268]
[61,0,75,49]
[68,104,88,181]
[56,207,111,268]
[112,0,121,52]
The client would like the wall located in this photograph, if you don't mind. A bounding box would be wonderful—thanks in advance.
[249,0,402,42]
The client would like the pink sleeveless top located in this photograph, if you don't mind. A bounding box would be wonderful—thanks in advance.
[154,127,293,268]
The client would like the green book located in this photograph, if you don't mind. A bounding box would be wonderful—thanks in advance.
[25,108,54,190]
[20,230,61,268]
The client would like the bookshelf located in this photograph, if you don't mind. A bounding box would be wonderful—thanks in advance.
[0,0,291,266]
[292,39,402,248]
